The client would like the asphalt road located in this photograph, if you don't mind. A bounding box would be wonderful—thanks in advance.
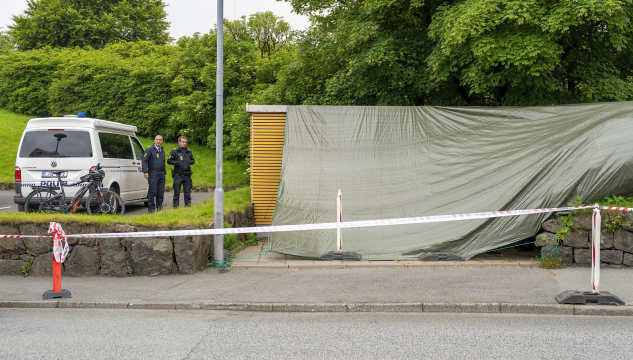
[1,309,632,360]
[0,190,213,216]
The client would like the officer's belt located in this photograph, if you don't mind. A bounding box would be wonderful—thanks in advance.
[173,169,192,176]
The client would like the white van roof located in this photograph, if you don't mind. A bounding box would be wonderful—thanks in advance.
[26,117,138,133]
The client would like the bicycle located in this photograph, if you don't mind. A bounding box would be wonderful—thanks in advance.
[24,163,125,216]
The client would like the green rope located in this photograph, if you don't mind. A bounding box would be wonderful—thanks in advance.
[537,236,565,268]
[207,233,262,271]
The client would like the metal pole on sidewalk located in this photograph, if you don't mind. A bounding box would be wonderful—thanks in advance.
[213,0,224,268]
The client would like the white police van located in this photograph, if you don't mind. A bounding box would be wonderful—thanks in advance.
[14,113,149,211]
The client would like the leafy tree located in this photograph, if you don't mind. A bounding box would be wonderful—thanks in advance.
[249,11,292,58]
[265,0,445,105]
[269,0,633,106]
[171,29,293,156]
[225,16,251,43]
[428,0,633,105]
[8,0,171,50]
[225,11,293,58]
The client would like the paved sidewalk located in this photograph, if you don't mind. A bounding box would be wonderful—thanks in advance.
[1,263,631,315]
[231,240,540,269]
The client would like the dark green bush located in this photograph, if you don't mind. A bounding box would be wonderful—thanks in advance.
[48,42,177,138]
[0,47,63,116]
[0,31,287,159]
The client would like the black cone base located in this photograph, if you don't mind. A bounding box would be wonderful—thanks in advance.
[555,290,625,305]
[419,252,465,261]
[43,289,72,300]
[320,251,362,261]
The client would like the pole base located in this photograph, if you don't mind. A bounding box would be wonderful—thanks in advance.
[320,251,362,261]
[43,289,72,300]
[555,290,625,305]
[419,252,465,261]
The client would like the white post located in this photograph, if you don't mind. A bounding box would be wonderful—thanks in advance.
[591,205,601,293]
[337,189,342,252]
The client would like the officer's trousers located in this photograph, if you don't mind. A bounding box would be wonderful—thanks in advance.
[147,172,165,212]
[173,173,192,207]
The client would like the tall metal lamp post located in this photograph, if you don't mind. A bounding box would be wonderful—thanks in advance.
[214,0,225,269]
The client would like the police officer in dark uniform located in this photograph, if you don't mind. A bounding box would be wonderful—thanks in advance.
[142,135,166,213]
[167,136,195,207]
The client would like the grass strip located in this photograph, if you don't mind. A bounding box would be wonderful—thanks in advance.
[0,186,251,228]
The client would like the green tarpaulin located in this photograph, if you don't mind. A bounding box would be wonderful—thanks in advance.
[269,103,633,259]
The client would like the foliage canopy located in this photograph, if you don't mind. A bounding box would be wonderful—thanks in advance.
[225,11,293,58]
[266,0,633,106]
[9,0,171,50]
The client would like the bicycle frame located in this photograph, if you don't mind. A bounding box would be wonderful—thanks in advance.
[31,172,102,214]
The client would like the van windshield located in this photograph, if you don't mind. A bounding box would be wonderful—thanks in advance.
[19,131,93,158]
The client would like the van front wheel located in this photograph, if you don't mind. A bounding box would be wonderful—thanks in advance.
[86,189,125,216]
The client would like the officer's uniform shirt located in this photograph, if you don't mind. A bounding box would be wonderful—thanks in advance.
[167,146,195,172]
[142,145,166,175]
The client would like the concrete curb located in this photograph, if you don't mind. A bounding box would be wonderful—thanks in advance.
[1,301,632,316]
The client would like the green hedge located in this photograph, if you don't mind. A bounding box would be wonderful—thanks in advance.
[48,43,178,139]
[0,47,62,116]
[0,33,284,159]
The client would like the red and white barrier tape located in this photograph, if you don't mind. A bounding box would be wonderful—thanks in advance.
[49,222,69,263]
[0,204,606,239]
[598,206,633,211]
[0,234,50,238]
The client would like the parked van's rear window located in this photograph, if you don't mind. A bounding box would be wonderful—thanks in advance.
[19,131,93,158]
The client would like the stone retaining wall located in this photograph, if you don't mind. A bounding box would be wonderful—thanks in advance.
[0,204,255,277]
[536,212,633,268]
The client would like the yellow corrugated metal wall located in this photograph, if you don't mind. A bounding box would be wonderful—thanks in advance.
[250,112,286,225]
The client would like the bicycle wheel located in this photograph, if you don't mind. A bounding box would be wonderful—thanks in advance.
[24,188,62,213]
[86,189,125,216]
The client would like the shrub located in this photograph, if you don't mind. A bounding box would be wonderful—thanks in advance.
[0,31,287,158]
[0,47,62,116]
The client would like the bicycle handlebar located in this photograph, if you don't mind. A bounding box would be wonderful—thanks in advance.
[51,163,103,186]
